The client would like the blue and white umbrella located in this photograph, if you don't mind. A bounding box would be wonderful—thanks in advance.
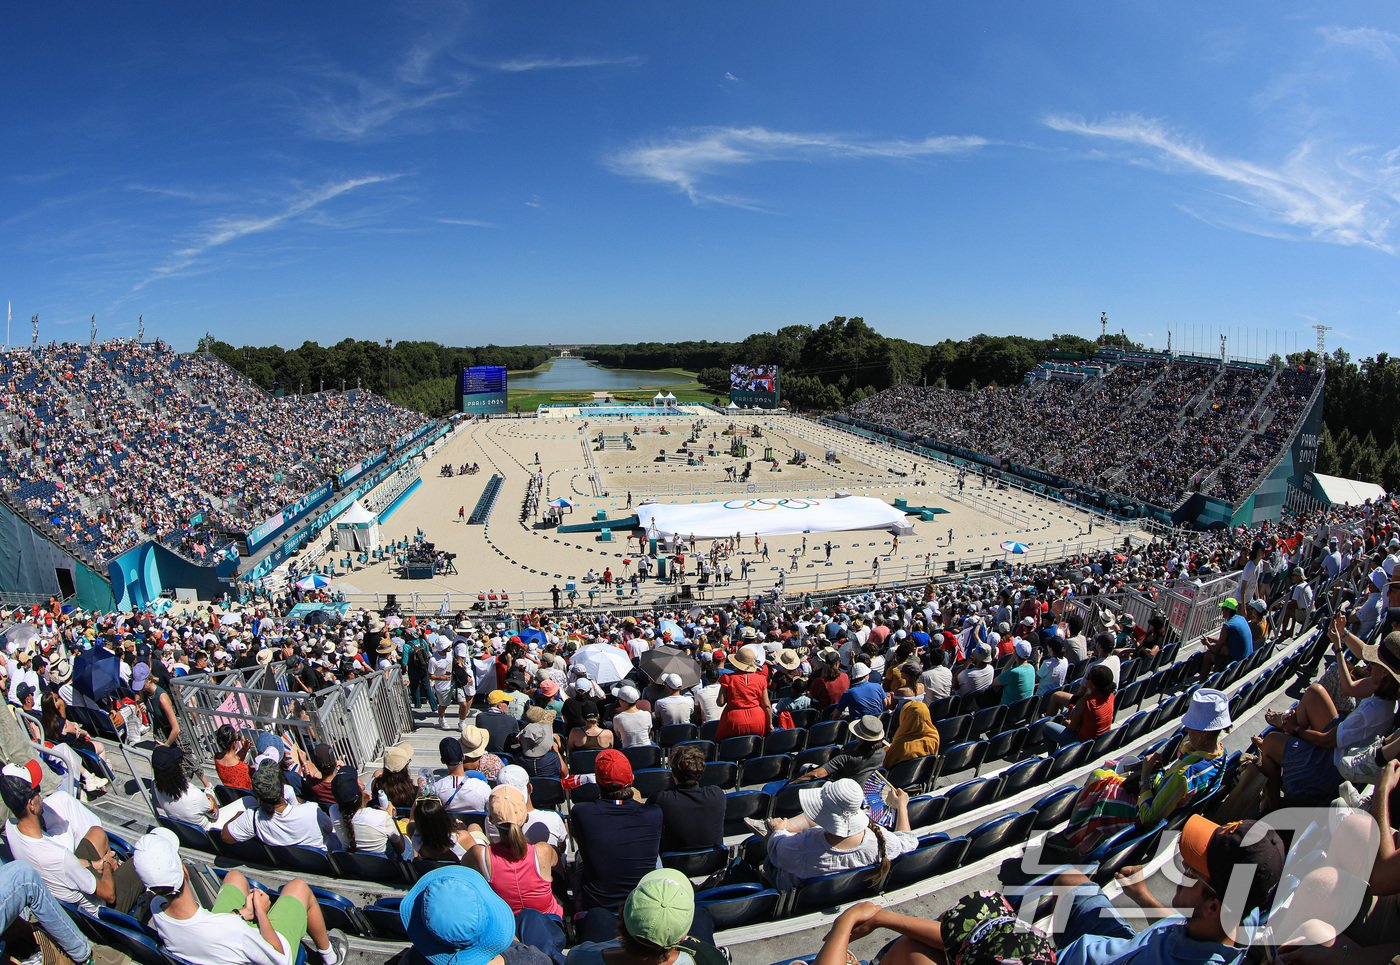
[295,574,333,590]
[999,541,1030,554]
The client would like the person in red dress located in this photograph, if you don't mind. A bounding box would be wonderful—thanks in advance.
[716,646,772,740]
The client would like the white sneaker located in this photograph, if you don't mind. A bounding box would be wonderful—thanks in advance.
[743,817,770,837]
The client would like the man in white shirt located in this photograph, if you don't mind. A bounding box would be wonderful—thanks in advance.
[1,761,142,915]
[428,737,490,813]
[133,827,346,965]
[652,674,696,726]
[222,761,337,851]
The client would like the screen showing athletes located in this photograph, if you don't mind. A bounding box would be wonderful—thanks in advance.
[729,363,781,408]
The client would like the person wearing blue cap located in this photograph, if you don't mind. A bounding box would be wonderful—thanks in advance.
[388,866,552,965]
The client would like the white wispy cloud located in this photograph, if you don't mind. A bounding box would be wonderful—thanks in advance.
[294,23,471,142]
[606,126,988,206]
[134,175,397,291]
[1044,113,1399,253]
[723,71,739,82]
[493,55,642,73]
[437,217,496,228]
[1318,25,1400,62]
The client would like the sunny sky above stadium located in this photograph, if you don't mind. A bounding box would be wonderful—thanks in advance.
[5,3,1400,358]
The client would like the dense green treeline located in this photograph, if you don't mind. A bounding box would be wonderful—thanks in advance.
[197,323,1398,489]
[1312,350,1400,491]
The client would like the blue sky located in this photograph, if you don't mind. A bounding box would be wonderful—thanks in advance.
[5,3,1399,359]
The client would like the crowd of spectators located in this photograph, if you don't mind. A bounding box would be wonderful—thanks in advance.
[0,340,432,564]
[848,357,1321,511]
[0,489,1396,962]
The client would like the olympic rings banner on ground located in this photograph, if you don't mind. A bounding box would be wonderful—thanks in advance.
[634,495,912,540]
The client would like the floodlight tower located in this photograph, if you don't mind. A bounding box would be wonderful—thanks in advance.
[1313,323,1331,368]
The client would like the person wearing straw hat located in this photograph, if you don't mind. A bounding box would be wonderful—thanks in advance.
[763,778,917,889]
[1050,688,1233,858]
[715,645,771,741]
[787,714,889,790]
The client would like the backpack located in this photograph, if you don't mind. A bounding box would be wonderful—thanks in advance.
[410,643,430,674]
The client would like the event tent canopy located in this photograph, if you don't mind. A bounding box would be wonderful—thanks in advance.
[1311,472,1388,507]
[635,495,912,540]
[335,499,381,552]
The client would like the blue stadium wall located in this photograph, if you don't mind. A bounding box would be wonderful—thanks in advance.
[0,499,115,611]
[108,541,236,612]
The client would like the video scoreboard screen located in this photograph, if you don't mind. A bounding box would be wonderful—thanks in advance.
[729,363,780,408]
[458,364,508,414]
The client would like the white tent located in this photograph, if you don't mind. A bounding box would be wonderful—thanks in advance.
[652,392,666,408]
[664,391,677,405]
[635,495,913,539]
[1312,472,1388,507]
[334,500,381,552]
[726,401,739,410]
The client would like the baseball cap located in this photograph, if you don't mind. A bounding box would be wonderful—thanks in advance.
[400,866,515,965]
[251,760,283,804]
[439,736,465,765]
[486,690,510,706]
[622,869,695,950]
[487,784,528,828]
[1179,815,1285,915]
[384,742,414,773]
[496,765,530,793]
[1219,597,1239,612]
[595,748,634,788]
[660,673,683,690]
[151,744,184,772]
[616,684,641,704]
[131,662,151,691]
[132,827,185,891]
[1013,639,1033,660]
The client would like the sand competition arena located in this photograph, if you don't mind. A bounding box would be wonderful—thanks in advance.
[333,403,1133,610]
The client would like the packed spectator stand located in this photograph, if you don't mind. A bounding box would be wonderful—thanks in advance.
[0,340,433,566]
[847,356,1321,512]
[0,492,1396,964]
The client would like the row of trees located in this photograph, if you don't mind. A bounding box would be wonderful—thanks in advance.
[195,335,550,417]
[1314,350,1400,491]
[200,324,1399,490]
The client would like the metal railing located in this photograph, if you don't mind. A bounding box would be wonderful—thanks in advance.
[321,532,1145,616]
[168,662,412,769]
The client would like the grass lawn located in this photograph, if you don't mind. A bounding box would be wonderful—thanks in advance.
[505,361,723,411]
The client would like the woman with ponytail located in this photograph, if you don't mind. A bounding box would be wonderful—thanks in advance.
[464,785,563,917]
[329,770,405,857]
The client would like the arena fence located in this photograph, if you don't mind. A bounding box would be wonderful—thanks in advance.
[168,663,412,769]
[324,532,1149,617]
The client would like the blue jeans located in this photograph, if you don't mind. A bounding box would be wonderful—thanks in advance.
[1037,720,1077,754]
[0,860,92,962]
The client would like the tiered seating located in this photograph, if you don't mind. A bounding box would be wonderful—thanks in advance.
[846,358,1319,509]
[0,340,434,563]
[467,474,504,524]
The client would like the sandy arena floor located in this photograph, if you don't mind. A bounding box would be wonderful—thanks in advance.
[326,412,1130,610]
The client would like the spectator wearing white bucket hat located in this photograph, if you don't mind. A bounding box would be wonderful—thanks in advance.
[763,778,918,889]
[1054,687,1232,857]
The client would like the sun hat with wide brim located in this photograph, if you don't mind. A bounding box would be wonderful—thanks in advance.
[849,714,889,745]
[799,778,867,837]
[1363,631,1400,684]
[400,866,515,965]
[775,649,801,672]
[728,649,759,672]
[459,724,490,758]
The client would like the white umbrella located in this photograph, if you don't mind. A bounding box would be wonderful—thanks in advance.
[569,643,634,685]
[218,612,243,626]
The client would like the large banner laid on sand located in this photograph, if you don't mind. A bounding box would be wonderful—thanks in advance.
[635,495,913,540]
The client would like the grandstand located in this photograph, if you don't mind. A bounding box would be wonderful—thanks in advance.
[840,350,1325,529]
[11,519,1353,963]
[0,340,442,609]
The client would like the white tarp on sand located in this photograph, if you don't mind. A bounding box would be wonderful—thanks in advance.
[634,495,913,540]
